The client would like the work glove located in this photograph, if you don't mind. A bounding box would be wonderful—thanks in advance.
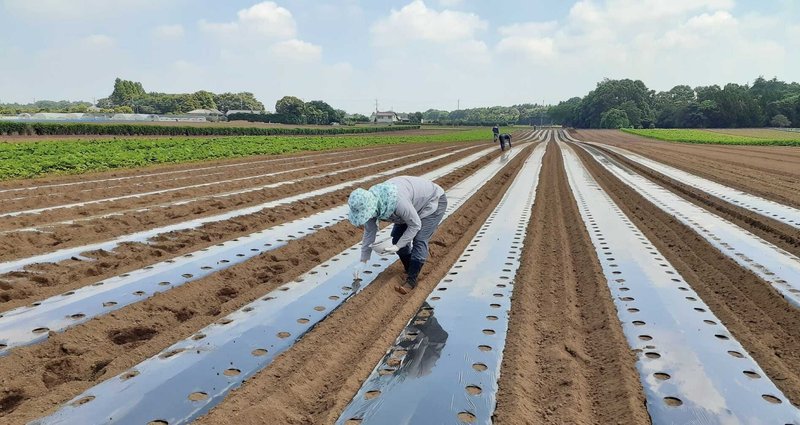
[380,245,400,255]
[353,261,367,280]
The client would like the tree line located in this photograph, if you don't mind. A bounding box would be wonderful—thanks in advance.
[96,78,265,114]
[548,77,800,129]
[421,104,549,126]
[0,100,100,114]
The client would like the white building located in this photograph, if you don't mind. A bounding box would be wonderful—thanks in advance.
[370,111,399,124]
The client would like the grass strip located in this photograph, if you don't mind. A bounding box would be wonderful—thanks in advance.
[622,128,800,146]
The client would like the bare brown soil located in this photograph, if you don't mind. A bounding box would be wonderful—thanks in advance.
[493,143,649,425]
[583,143,800,257]
[190,144,537,425]
[572,142,800,408]
[0,144,489,311]
[0,143,394,190]
[0,141,504,424]
[574,130,800,208]
[3,131,796,424]
[0,144,458,230]
[0,144,477,263]
[0,144,420,207]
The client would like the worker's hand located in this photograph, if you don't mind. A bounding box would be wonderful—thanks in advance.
[380,245,400,255]
[353,261,367,280]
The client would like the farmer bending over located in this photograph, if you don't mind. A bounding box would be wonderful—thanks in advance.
[348,176,447,294]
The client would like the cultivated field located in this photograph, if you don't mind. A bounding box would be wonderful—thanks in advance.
[705,128,800,140]
[1,128,799,424]
[623,128,800,146]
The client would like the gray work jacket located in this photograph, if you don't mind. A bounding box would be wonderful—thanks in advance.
[360,176,444,262]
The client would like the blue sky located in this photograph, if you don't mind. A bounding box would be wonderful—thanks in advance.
[0,0,797,114]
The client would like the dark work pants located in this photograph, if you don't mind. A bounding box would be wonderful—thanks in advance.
[391,196,447,284]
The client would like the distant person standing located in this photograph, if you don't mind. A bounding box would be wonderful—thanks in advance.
[492,124,500,143]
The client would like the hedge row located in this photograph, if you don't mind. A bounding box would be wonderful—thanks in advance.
[0,121,419,137]
[226,113,294,123]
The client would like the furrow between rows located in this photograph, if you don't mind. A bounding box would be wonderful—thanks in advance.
[560,140,800,423]
[27,140,537,425]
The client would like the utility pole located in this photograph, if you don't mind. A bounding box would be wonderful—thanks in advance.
[375,99,379,113]
[457,99,460,110]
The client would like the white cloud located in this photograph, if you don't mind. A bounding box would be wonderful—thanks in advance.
[438,0,464,6]
[788,25,800,43]
[496,21,558,59]
[152,24,185,40]
[371,0,487,45]
[82,34,116,48]
[199,1,296,39]
[497,36,555,58]
[568,0,734,26]
[197,1,322,65]
[2,0,161,20]
[657,11,737,49]
[269,39,323,62]
[498,21,558,38]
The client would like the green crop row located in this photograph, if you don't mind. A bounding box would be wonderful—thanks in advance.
[623,128,800,146]
[0,121,419,137]
[0,129,492,181]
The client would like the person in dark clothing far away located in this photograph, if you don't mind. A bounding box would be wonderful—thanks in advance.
[499,133,512,150]
[348,176,448,294]
[492,124,500,142]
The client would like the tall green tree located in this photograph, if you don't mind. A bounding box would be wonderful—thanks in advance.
[600,108,630,128]
[213,92,265,112]
[109,78,146,107]
[275,96,306,124]
[771,114,791,127]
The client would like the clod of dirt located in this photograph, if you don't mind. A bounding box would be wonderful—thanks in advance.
[169,307,196,323]
[215,286,238,302]
[0,389,24,414]
[42,358,84,389]
[108,326,158,345]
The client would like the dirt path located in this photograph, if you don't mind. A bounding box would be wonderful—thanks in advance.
[574,130,800,209]
[493,142,649,425]
[188,146,537,425]
[572,142,800,408]
[0,143,505,424]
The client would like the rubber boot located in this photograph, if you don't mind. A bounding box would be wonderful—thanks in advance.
[397,250,411,274]
[397,260,424,295]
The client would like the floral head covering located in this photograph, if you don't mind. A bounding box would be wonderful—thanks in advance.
[348,188,378,226]
[369,182,399,220]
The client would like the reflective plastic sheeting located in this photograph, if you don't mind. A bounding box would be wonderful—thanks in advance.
[560,141,800,425]
[576,142,800,309]
[0,145,504,354]
[583,139,800,231]
[30,141,534,425]
[336,143,546,425]
[0,144,484,275]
